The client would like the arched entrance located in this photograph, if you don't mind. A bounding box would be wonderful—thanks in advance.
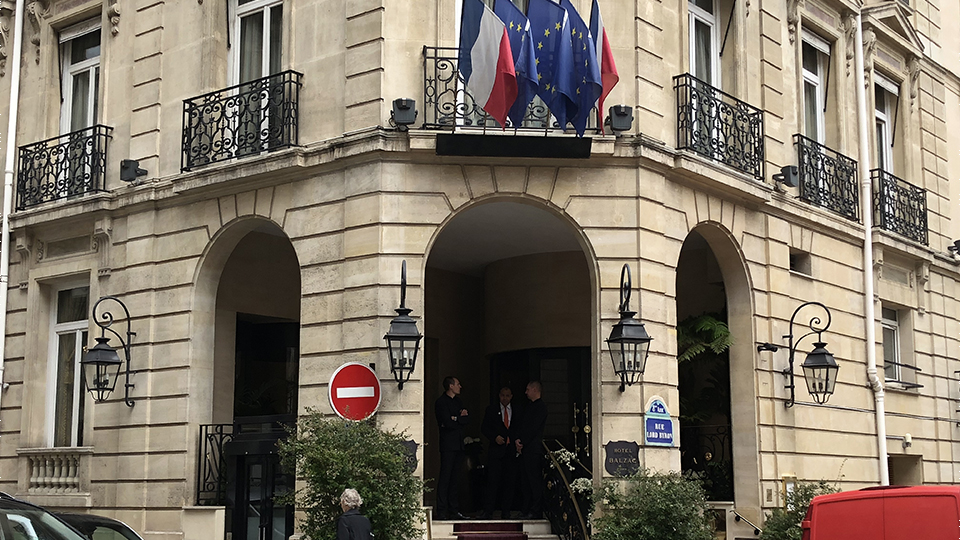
[675,225,760,536]
[422,200,594,515]
[199,219,301,540]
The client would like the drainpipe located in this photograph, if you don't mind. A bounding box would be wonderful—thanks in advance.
[1,0,26,412]
[854,10,889,486]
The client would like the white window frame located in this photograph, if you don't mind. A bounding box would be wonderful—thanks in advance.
[230,0,283,85]
[881,307,901,382]
[59,19,101,136]
[689,0,720,88]
[46,286,90,448]
[874,72,899,173]
[801,30,830,144]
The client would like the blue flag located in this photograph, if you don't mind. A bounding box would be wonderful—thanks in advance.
[527,0,578,129]
[560,0,602,136]
[494,0,539,127]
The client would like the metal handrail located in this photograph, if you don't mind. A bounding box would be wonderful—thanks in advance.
[871,168,928,245]
[16,124,113,210]
[544,441,590,540]
[794,134,860,222]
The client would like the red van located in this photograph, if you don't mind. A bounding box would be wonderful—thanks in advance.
[801,485,960,540]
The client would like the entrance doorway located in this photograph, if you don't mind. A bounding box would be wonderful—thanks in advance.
[423,201,594,514]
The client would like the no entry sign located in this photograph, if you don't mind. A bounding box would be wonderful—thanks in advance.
[329,363,382,421]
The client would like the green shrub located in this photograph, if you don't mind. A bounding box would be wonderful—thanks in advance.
[759,480,838,540]
[593,469,714,540]
[278,411,425,540]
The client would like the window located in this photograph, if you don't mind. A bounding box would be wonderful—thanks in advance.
[789,249,812,275]
[689,0,719,87]
[881,307,900,381]
[59,20,101,136]
[49,286,89,447]
[881,305,919,387]
[874,74,899,173]
[234,0,283,85]
[801,31,830,144]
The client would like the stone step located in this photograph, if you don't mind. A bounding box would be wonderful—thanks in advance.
[430,519,553,539]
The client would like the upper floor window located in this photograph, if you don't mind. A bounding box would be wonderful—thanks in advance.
[689,0,719,87]
[59,20,101,135]
[234,0,283,84]
[874,73,899,173]
[801,30,830,144]
[881,307,900,381]
[49,286,90,447]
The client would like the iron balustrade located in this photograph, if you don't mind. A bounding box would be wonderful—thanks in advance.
[794,134,860,222]
[679,423,733,502]
[16,125,112,210]
[872,168,928,245]
[421,46,598,133]
[674,73,765,181]
[182,70,303,172]
[196,423,234,506]
[543,441,591,540]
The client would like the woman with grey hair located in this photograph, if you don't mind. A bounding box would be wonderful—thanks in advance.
[337,488,374,540]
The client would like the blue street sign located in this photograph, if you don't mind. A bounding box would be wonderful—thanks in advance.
[644,398,675,447]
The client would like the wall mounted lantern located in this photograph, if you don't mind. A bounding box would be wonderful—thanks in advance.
[384,260,422,390]
[81,296,136,406]
[758,301,839,407]
[606,264,653,392]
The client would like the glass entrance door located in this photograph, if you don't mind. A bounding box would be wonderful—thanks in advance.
[236,453,292,540]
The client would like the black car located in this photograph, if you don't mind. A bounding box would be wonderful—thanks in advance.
[0,493,87,540]
[54,514,143,540]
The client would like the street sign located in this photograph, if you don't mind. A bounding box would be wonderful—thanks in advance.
[644,397,675,446]
[329,363,382,421]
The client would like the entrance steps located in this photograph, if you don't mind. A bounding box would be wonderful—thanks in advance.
[430,519,557,540]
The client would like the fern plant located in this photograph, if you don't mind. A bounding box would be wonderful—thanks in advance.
[677,313,733,363]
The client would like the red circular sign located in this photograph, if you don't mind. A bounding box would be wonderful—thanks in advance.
[329,363,382,421]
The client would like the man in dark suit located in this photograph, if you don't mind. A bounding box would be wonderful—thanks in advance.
[514,380,547,519]
[480,386,517,519]
[434,376,469,520]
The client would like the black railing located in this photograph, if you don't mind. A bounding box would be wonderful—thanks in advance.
[872,169,927,245]
[544,441,591,540]
[182,70,303,172]
[674,73,764,181]
[680,424,733,502]
[794,134,860,221]
[16,125,112,210]
[196,423,234,506]
[422,46,598,133]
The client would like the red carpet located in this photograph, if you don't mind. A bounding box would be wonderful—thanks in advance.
[453,522,527,540]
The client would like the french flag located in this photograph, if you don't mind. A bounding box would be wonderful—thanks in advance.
[590,0,619,133]
[459,0,518,128]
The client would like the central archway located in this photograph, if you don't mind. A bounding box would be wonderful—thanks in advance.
[422,199,596,515]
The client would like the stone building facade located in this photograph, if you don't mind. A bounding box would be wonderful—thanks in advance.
[0,0,958,538]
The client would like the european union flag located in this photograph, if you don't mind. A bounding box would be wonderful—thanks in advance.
[560,0,602,136]
[527,0,578,129]
[494,0,539,127]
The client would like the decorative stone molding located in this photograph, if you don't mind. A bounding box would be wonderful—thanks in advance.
[908,55,920,107]
[843,12,856,76]
[108,0,120,35]
[863,27,876,90]
[35,240,43,261]
[93,216,112,277]
[25,0,46,64]
[787,0,802,44]
[0,1,12,76]
[16,447,94,509]
[915,261,929,313]
[14,230,31,289]
[873,245,884,301]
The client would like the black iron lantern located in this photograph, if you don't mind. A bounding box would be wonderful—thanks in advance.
[757,301,840,407]
[801,342,839,404]
[81,296,136,406]
[384,260,422,390]
[606,264,653,392]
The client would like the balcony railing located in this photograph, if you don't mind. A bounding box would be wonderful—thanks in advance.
[16,125,112,210]
[795,134,860,222]
[182,70,303,172]
[674,73,764,181]
[18,447,94,495]
[872,169,927,245]
[422,46,598,133]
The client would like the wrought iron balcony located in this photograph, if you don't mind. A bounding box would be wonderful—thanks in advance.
[674,73,764,181]
[16,125,112,211]
[422,46,598,133]
[872,169,927,245]
[196,423,234,506]
[182,70,303,172]
[794,134,860,222]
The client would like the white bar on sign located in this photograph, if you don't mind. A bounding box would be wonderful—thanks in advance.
[337,386,375,399]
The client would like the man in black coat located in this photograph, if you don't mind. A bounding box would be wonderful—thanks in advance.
[434,376,469,520]
[479,386,517,519]
[514,380,547,519]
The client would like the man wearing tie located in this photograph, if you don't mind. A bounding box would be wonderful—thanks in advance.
[480,387,517,519]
